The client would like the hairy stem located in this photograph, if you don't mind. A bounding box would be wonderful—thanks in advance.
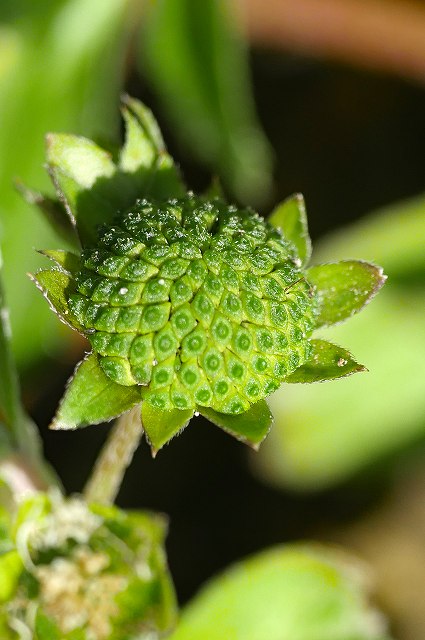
[83,405,144,505]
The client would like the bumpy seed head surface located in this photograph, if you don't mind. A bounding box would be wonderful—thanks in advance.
[69,195,317,414]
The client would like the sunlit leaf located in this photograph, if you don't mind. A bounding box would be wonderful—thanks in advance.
[46,102,185,247]
[169,545,391,640]
[285,339,366,383]
[120,94,166,171]
[119,97,185,201]
[120,107,157,172]
[141,404,194,455]
[46,133,116,190]
[269,194,311,266]
[200,400,273,450]
[46,136,119,245]
[30,269,83,332]
[51,353,142,430]
[307,260,386,328]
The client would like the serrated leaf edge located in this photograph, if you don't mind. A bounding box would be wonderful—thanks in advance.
[28,268,83,334]
[286,338,367,384]
[50,352,142,430]
[309,260,387,328]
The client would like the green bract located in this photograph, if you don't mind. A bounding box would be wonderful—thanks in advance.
[0,492,176,639]
[28,97,386,452]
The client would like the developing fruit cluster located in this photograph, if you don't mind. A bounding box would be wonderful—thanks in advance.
[69,194,317,414]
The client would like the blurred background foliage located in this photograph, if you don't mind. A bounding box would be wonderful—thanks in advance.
[1,0,425,638]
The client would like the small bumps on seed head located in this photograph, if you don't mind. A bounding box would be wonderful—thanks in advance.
[69,194,318,414]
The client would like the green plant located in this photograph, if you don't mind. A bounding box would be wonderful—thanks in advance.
[0,98,389,639]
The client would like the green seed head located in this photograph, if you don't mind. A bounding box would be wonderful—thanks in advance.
[69,194,317,414]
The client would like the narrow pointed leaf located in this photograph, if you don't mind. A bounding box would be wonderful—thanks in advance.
[120,96,185,198]
[30,269,83,332]
[285,340,366,383]
[52,354,142,430]
[123,95,166,151]
[46,108,185,247]
[269,193,311,266]
[200,400,273,450]
[141,404,193,455]
[120,95,166,171]
[307,260,386,328]
[120,107,157,172]
[38,250,81,275]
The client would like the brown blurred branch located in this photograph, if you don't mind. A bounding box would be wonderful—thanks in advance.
[243,0,425,83]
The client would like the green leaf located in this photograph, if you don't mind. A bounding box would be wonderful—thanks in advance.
[285,340,366,383]
[119,95,185,201]
[30,268,83,332]
[52,353,142,430]
[200,400,273,450]
[38,250,81,275]
[46,102,185,247]
[141,404,194,455]
[119,94,166,171]
[307,260,386,328]
[269,194,311,266]
[46,133,116,190]
[261,288,425,491]
[140,0,273,205]
[46,135,119,245]
[169,545,392,640]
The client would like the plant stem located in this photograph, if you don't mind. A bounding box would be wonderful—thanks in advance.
[83,405,144,505]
